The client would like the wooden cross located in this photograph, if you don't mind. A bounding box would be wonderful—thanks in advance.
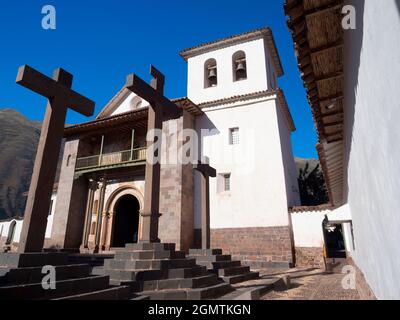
[193,158,216,249]
[125,65,180,243]
[16,65,95,253]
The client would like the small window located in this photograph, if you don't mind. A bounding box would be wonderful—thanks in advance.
[217,173,231,193]
[223,174,231,191]
[204,58,217,88]
[66,155,71,167]
[48,200,53,216]
[229,127,239,145]
[232,51,247,81]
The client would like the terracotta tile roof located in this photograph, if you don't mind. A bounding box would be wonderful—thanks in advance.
[289,204,333,213]
[179,27,284,77]
[64,97,202,136]
[285,0,344,207]
[198,89,296,132]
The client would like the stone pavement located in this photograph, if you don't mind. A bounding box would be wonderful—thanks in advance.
[260,268,361,300]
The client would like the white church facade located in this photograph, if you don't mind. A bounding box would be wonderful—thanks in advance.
[1,26,355,271]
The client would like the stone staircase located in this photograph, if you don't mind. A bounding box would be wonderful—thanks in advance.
[188,249,259,284]
[103,243,235,300]
[0,252,131,300]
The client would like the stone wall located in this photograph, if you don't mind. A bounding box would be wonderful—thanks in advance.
[211,226,294,267]
[295,247,324,268]
[158,111,195,252]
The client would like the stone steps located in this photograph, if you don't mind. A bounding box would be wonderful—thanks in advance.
[143,282,234,300]
[107,268,167,282]
[189,248,260,285]
[0,252,69,268]
[189,249,223,256]
[221,271,259,285]
[210,260,242,270]
[0,252,132,300]
[105,258,196,270]
[0,264,90,286]
[124,243,176,251]
[188,254,232,262]
[54,285,131,300]
[218,266,250,277]
[142,274,219,291]
[103,243,236,300]
[115,250,185,261]
[0,275,111,300]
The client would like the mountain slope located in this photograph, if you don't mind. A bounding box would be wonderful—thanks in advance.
[0,109,41,220]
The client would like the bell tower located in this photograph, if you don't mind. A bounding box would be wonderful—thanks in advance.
[180,27,283,104]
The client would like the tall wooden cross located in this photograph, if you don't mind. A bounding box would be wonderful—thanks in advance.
[125,65,180,243]
[16,65,95,253]
[193,159,216,249]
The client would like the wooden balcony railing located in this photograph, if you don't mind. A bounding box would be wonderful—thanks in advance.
[75,147,146,171]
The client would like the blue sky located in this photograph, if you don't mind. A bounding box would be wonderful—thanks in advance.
[0,0,318,158]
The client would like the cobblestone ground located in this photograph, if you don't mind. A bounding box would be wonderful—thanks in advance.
[260,268,361,300]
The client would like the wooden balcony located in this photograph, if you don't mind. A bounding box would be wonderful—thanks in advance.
[75,147,146,172]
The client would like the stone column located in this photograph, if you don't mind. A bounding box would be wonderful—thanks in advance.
[81,179,97,249]
[94,178,107,252]
[100,211,109,251]
[51,138,89,250]
[104,212,114,250]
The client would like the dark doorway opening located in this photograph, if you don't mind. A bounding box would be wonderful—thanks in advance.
[322,218,347,258]
[112,195,139,247]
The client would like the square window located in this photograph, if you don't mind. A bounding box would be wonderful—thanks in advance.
[223,174,231,191]
[217,173,232,193]
[229,127,239,145]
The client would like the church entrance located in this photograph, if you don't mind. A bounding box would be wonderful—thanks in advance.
[111,194,140,247]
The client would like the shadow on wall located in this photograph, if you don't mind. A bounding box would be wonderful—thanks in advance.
[396,0,400,17]
[342,0,365,201]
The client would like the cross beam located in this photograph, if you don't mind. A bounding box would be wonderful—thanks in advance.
[16,65,94,116]
[125,69,181,119]
[17,65,95,253]
[125,65,181,243]
[193,159,216,249]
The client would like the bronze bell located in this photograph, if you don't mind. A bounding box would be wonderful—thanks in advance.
[208,67,217,81]
[236,62,245,72]
[236,61,247,80]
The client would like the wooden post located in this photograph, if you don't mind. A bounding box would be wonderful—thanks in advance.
[193,160,216,250]
[130,129,135,160]
[16,65,94,253]
[99,135,105,166]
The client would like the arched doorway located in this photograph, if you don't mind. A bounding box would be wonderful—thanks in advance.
[111,194,140,247]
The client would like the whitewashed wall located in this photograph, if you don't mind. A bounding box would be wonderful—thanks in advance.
[291,206,354,251]
[343,0,400,299]
[194,96,293,229]
[110,92,149,117]
[291,210,329,248]
[0,192,57,244]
